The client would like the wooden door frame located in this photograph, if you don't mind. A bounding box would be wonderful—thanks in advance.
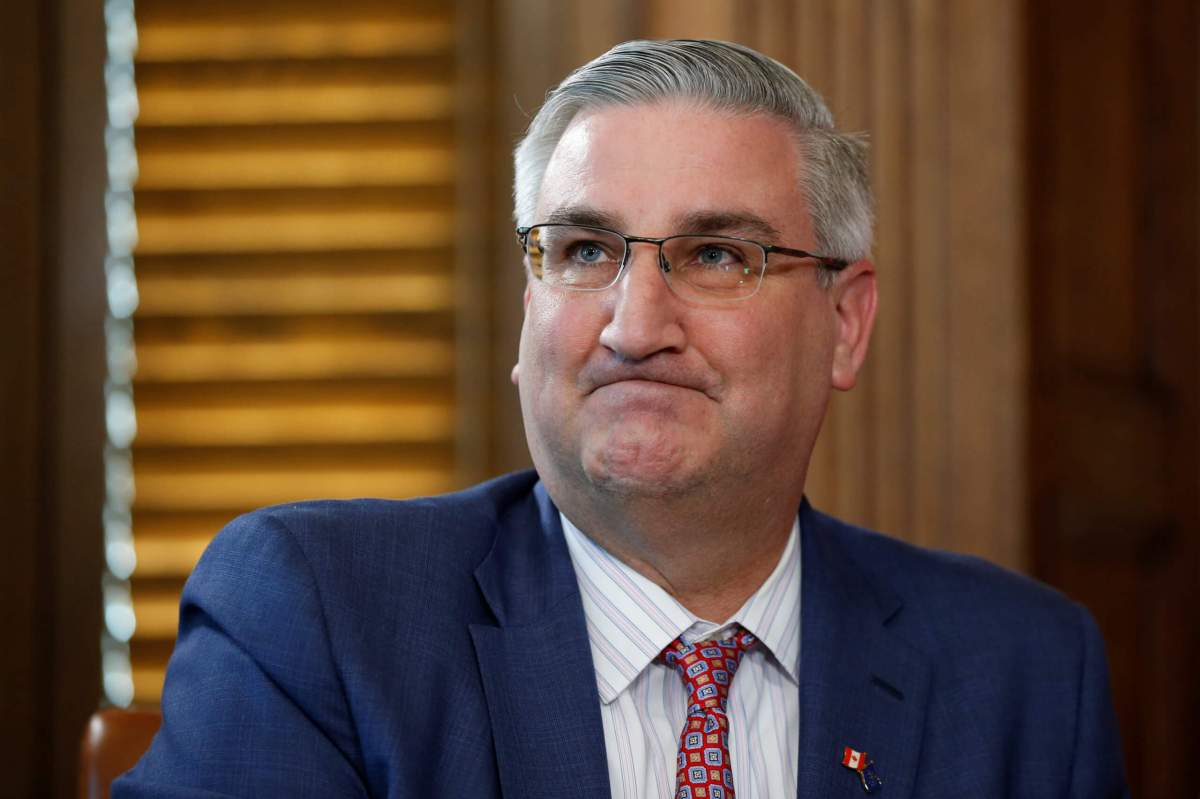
[0,0,107,795]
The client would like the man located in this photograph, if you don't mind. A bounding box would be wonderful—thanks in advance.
[115,40,1127,798]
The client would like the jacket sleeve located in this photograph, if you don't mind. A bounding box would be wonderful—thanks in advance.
[1068,604,1131,799]
[111,510,368,798]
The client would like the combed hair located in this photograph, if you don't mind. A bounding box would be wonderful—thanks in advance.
[512,39,874,274]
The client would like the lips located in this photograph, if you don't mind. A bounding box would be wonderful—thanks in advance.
[579,358,719,399]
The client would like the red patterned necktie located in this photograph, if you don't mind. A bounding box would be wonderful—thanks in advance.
[660,627,757,799]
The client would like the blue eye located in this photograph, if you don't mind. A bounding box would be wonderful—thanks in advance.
[574,242,606,263]
[696,245,739,269]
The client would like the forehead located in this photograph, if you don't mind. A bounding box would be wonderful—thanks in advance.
[537,102,811,239]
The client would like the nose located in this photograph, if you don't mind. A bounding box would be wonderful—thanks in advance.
[597,242,687,360]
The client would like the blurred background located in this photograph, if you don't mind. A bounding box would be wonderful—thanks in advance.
[1,0,1196,796]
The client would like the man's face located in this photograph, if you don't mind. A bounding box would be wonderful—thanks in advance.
[515,102,875,503]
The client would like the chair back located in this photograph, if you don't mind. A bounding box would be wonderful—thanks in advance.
[78,707,162,799]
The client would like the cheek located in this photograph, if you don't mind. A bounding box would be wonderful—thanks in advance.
[723,296,836,417]
[519,291,603,389]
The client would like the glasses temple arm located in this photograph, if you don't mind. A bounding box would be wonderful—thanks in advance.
[765,244,850,271]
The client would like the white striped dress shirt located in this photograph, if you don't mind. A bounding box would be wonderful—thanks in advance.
[560,513,801,799]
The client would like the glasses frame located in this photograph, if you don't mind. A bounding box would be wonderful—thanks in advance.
[515,223,849,301]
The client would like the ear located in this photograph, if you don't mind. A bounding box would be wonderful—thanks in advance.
[512,284,532,386]
[830,259,878,391]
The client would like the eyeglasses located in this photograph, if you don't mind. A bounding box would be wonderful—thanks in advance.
[515,223,848,303]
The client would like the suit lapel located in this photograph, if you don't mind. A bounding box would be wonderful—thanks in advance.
[468,484,932,797]
[469,482,610,798]
[796,502,932,799]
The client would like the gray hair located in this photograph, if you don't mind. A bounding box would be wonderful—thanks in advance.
[512,39,874,274]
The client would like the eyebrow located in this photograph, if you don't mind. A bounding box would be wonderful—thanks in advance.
[542,205,624,229]
[540,205,783,242]
[673,210,782,242]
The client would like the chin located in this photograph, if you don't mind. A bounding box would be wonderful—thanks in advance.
[580,435,709,498]
[585,469,705,499]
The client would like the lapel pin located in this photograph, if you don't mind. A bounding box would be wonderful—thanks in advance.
[841,746,884,793]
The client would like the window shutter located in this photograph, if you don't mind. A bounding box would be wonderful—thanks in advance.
[128,0,460,704]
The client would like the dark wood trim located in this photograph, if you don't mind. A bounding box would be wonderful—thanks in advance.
[0,0,51,795]
[1026,0,1200,793]
[45,0,109,795]
[0,0,107,794]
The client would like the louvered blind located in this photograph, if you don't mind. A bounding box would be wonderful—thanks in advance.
[129,0,460,703]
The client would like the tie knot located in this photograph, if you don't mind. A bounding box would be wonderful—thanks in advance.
[660,626,756,713]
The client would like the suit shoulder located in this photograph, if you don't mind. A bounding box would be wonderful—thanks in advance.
[804,511,1126,793]
[813,509,1087,647]
[216,470,540,555]
[195,470,540,608]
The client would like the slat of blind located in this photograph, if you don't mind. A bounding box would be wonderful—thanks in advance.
[133,461,456,512]
[130,589,185,639]
[136,17,454,62]
[135,398,455,445]
[130,535,211,578]
[130,669,169,704]
[137,82,454,127]
[135,206,454,254]
[127,1,459,704]
[135,331,455,382]
[136,271,455,315]
[137,142,455,189]
[134,507,236,533]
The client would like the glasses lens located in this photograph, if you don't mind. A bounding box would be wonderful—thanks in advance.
[662,236,765,299]
[526,225,625,289]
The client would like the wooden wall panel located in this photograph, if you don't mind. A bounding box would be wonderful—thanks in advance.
[827,0,878,533]
[0,5,49,795]
[943,2,1024,564]
[1027,0,1199,793]
[817,1,1022,567]
[647,1,737,39]
[47,0,109,789]
[867,0,912,537]
[906,0,952,551]
[0,0,108,794]
[488,1,1026,566]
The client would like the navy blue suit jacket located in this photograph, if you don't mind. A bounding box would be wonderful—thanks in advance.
[114,470,1128,797]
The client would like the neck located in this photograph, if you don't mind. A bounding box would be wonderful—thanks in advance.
[550,478,800,621]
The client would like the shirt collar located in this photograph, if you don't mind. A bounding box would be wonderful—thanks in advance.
[561,512,802,704]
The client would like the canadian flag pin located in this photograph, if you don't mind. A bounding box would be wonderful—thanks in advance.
[841,746,884,793]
